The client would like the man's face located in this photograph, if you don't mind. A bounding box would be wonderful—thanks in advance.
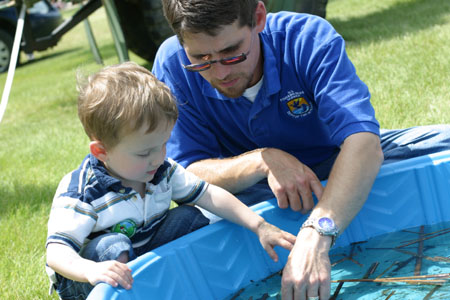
[182,21,262,99]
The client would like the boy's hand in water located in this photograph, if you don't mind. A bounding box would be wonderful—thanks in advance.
[256,221,296,262]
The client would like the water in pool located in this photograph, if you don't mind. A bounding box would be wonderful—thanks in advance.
[225,221,450,300]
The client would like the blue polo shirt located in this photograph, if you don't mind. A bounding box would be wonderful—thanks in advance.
[152,12,380,168]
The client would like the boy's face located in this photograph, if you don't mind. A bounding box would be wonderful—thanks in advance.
[102,121,173,187]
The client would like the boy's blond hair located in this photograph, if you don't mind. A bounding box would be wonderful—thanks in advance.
[77,62,178,148]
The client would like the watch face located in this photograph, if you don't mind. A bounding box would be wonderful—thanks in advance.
[318,217,335,231]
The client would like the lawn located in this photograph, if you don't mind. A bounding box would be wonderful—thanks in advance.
[0,0,449,298]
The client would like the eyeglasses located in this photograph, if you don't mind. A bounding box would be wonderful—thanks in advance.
[180,29,254,72]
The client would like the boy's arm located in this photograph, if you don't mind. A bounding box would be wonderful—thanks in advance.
[197,184,265,232]
[196,184,296,260]
[46,243,133,289]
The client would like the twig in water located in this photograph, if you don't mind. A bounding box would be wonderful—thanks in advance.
[385,290,395,299]
[414,226,425,276]
[423,285,441,300]
[376,261,399,279]
[332,273,450,285]
[331,242,364,267]
[396,228,450,249]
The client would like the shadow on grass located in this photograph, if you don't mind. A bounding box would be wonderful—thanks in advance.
[23,40,155,71]
[0,182,56,218]
[20,47,82,68]
[328,0,450,44]
[63,42,155,68]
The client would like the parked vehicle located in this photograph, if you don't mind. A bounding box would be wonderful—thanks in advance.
[0,0,63,72]
[0,0,327,73]
[112,0,328,64]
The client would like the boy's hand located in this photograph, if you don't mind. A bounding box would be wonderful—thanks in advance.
[256,221,296,262]
[85,260,134,290]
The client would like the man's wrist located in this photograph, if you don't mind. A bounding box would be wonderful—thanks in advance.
[300,217,339,247]
[298,226,333,250]
[256,147,271,176]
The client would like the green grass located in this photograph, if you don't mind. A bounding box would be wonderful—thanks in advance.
[0,0,449,298]
[0,6,147,299]
[327,0,450,127]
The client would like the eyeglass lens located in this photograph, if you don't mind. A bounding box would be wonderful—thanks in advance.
[184,53,247,72]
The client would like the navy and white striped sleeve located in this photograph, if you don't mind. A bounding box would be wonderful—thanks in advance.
[46,170,97,253]
[167,158,209,205]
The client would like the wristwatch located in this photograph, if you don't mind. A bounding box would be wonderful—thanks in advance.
[301,217,339,247]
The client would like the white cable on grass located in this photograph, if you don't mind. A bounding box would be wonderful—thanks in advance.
[0,3,27,124]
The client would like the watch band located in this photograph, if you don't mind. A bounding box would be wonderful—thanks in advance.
[301,217,339,247]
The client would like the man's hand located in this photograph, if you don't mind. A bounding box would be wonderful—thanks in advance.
[261,148,324,212]
[281,228,332,300]
[280,132,383,299]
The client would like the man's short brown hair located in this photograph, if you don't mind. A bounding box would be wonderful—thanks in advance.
[162,0,258,44]
[77,61,178,149]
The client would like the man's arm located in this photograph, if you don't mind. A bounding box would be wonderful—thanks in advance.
[281,132,383,299]
[186,149,267,194]
[187,148,324,212]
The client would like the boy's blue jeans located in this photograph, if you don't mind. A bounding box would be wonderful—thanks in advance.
[54,205,209,300]
[236,125,450,206]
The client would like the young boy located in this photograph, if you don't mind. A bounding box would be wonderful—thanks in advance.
[45,62,296,300]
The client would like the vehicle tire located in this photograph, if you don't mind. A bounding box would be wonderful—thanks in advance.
[264,0,328,18]
[114,0,328,64]
[114,0,173,62]
[0,29,13,73]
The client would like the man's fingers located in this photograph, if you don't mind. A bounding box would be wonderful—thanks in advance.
[276,191,289,209]
[287,188,302,211]
[281,279,294,300]
[319,278,331,300]
[306,280,320,300]
[298,186,314,212]
[310,178,324,201]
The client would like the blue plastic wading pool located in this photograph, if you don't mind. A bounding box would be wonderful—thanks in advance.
[87,151,450,300]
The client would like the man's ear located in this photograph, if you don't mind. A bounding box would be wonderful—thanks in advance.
[255,1,267,33]
[90,141,108,162]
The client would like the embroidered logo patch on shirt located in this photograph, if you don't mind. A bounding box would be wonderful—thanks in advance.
[280,90,313,118]
[112,219,137,238]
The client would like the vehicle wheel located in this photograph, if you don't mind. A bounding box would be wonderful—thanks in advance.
[0,29,13,73]
[114,0,173,62]
[113,0,329,64]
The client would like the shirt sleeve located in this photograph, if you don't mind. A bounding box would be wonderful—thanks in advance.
[166,158,209,205]
[46,173,97,253]
[294,16,380,145]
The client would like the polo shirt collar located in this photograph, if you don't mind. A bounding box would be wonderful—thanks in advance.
[88,154,171,193]
[89,154,124,192]
[260,33,281,97]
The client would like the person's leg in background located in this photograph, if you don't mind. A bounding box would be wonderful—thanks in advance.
[381,125,450,163]
[134,205,209,255]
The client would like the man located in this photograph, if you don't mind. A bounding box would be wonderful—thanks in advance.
[152,1,449,299]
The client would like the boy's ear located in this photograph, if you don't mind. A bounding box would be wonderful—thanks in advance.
[90,141,108,162]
